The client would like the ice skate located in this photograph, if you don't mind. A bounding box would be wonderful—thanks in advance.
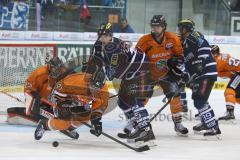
[127,125,156,147]
[34,119,47,140]
[203,127,221,140]
[193,122,207,135]
[174,123,189,137]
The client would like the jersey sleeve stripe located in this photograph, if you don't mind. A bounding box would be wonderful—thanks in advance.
[205,62,217,67]
[198,47,211,52]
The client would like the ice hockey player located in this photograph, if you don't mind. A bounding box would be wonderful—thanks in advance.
[211,45,240,121]
[34,72,109,140]
[177,19,221,136]
[135,15,188,136]
[85,22,155,145]
[7,57,67,125]
[7,56,79,139]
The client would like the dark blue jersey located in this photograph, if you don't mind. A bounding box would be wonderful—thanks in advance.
[88,37,147,81]
[183,31,217,81]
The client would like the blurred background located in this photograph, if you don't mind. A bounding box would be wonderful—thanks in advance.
[1,0,240,35]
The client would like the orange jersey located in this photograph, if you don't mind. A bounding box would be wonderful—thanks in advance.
[53,73,109,116]
[24,65,54,101]
[214,53,240,78]
[136,31,183,80]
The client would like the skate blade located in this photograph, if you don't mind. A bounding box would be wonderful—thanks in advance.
[127,139,135,144]
[193,130,204,135]
[204,134,222,141]
[135,140,157,148]
[176,132,188,137]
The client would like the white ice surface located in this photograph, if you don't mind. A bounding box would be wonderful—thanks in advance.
[0,89,240,160]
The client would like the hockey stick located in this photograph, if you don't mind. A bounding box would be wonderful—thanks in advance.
[81,122,150,152]
[0,90,25,105]
[150,98,171,122]
[42,98,150,152]
[109,94,118,99]
[149,79,185,122]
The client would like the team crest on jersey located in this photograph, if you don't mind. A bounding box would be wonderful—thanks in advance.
[55,82,63,91]
[165,42,173,49]
[111,54,118,66]
[105,42,118,53]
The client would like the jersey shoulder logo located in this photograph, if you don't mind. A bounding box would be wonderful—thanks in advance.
[55,82,63,91]
[165,42,173,49]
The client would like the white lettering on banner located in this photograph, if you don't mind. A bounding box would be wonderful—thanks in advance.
[0,48,8,67]
[58,48,68,62]
[0,47,53,68]
[57,47,91,65]
[9,48,17,68]
[68,47,78,60]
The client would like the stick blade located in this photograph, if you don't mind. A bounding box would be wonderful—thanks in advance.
[135,145,150,152]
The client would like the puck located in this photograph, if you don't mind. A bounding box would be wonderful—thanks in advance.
[52,141,59,147]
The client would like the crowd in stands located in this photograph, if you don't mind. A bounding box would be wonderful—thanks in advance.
[0,0,134,32]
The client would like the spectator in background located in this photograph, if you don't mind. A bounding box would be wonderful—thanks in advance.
[0,0,9,6]
[113,18,135,33]
[39,0,58,31]
[79,0,91,24]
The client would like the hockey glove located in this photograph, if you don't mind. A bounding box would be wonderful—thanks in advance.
[181,72,191,84]
[192,59,204,75]
[90,114,102,137]
[167,56,186,78]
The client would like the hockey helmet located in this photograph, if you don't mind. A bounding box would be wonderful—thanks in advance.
[48,57,64,79]
[178,19,195,32]
[150,15,167,28]
[97,22,113,37]
[210,45,220,56]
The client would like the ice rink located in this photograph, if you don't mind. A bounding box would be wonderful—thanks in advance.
[0,89,240,160]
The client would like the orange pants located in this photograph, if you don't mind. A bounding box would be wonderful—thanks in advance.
[170,96,182,114]
[47,113,91,131]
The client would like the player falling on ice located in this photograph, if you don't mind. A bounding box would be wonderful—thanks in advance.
[7,56,79,139]
[135,15,188,136]
[34,72,109,140]
[7,56,67,125]
[177,19,221,137]
[211,45,240,121]
[85,22,156,146]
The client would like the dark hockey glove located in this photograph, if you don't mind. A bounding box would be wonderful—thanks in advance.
[91,68,106,89]
[192,59,204,75]
[167,56,185,78]
[180,72,191,85]
[90,114,102,137]
[56,100,73,119]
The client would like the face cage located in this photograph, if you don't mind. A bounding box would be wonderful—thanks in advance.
[49,65,62,79]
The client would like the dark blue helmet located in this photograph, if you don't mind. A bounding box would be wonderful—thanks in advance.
[178,19,195,32]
